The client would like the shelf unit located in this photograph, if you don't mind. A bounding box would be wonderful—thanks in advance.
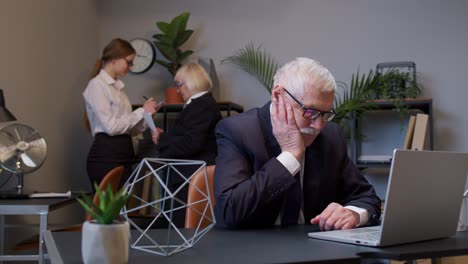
[159,101,243,131]
[133,101,243,131]
[350,98,433,169]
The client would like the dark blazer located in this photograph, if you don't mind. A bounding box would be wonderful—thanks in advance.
[157,92,221,227]
[214,102,381,229]
[158,92,222,164]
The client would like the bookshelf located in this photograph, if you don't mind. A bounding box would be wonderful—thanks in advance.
[350,98,433,169]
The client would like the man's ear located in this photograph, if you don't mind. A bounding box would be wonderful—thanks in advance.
[271,85,282,102]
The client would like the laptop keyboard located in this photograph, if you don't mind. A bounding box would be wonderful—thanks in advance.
[346,231,381,241]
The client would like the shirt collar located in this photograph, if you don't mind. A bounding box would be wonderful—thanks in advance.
[185,91,208,105]
[99,69,125,90]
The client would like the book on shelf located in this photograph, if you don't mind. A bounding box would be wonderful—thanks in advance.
[403,115,416,149]
[411,113,429,150]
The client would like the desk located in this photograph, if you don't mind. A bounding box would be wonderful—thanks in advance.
[44,225,361,264]
[134,101,244,131]
[0,197,76,263]
[358,231,468,262]
[44,225,468,264]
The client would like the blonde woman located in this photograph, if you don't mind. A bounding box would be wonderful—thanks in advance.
[152,63,222,226]
[152,63,221,163]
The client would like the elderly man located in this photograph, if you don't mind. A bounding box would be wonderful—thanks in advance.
[214,57,381,229]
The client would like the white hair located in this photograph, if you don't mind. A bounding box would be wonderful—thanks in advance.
[273,57,336,97]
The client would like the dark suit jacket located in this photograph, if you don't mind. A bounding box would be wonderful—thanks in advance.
[214,102,381,229]
[158,92,222,164]
[157,92,221,227]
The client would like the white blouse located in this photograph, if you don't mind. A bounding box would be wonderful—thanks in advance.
[83,69,146,136]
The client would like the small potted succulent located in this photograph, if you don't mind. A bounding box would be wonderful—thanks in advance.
[153,12,194,104]
[77,184,132,264]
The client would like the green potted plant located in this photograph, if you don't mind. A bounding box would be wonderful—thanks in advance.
[222,42,279,94]
[77,184,132,264]
[335,66,423,137]
[333,69,378,138]
[153,12,194,104]
[374,68,422,123]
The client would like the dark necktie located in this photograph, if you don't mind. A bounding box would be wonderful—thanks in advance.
[281,173,302,226]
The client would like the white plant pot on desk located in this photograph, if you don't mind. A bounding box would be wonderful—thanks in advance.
[82,220,130,264]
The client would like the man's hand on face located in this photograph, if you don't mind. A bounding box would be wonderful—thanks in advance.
[310,202,360,230]
[271,88,305,160]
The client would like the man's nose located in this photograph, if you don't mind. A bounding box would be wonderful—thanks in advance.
[309,118,326,130]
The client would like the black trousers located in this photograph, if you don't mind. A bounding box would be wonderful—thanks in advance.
[86,133,135,188]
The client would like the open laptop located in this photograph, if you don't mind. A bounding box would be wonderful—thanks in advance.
[308,149,468,247]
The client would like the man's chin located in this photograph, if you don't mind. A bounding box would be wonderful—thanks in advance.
[303,133,318,147]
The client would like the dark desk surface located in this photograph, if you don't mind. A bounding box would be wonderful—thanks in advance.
[45,225,468,264]
[47,225,361,264]
[358,231,468,261]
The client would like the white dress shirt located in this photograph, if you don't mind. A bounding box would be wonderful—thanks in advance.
[271,105,369,227]
[83,69,146,136]
[277,152,369,227]
[185,91,208,106]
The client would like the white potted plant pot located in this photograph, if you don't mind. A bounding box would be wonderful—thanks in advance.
[82,220,130,264]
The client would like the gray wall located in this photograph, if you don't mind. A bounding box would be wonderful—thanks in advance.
[97,0,468,200]
[0,0,98,248]
[99,0,468,154]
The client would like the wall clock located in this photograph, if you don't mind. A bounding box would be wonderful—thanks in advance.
[129,38,155,74]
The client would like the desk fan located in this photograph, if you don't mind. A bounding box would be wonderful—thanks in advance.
[0,123,46,193]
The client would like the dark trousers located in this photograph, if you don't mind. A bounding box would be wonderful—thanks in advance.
[86,133,135,188]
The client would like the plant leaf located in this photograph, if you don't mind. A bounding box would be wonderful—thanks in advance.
[174,30,193,48]
[157,22,169,34]
[154,42,177,62]
[222,42,278,93]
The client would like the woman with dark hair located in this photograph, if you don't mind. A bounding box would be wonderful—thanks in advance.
[83,38,159,186]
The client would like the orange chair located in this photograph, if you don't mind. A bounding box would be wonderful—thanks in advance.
[185,165,215,229]
[87,165,125,221]
[14,166,125,251]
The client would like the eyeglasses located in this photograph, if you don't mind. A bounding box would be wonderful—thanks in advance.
[123,58,134,67]
[283,88,336,121]
[174,81,184,88]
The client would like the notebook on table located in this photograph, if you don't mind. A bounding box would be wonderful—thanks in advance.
[308,149,468,247]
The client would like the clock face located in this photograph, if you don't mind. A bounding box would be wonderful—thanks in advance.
[129,38,155,74]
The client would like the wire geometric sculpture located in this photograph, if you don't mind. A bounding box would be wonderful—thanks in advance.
[121,158,216,256]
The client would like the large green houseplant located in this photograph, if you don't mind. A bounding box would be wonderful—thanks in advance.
[152,12,194,104]
[153,12,194,76]
[222,42,279,94]
[334,66,423,136]
[78,184,132,263]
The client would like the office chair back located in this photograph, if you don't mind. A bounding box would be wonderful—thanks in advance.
[185,165,215,229]
[87,165,125,221]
